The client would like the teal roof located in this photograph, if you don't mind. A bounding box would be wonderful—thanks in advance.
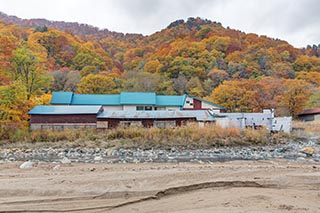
[49,92,222,108]
[28,105,102,115]
[156,95,185,106]
[120,92,156,105]
[71,94,120,105]
[50,92,73,105]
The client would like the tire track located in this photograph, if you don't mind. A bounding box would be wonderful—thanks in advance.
[0,180,275,213]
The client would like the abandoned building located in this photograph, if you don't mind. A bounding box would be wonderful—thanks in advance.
[213,109,292,133]
[298,108,320,122]
[96,110,215,129]
[29,92,292,132]
[28,105,103,130]
[29,92,222,130]
[28,106,215,130]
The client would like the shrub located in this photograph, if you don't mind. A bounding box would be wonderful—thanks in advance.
[243,128,269,145]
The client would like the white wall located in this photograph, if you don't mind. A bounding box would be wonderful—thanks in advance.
[164,106,181,111]
[216,117,242,129]
[272,117,292,133]
[103,106,123,111]
[123,105,138,111]
[183,96,194,109]
[216,110,292,132]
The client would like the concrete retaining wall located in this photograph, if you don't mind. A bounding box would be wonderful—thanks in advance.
[30,123,96,130]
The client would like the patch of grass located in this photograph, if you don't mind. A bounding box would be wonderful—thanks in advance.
[291,120,320,138]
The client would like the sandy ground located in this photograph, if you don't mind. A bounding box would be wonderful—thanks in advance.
[0,160,320,213]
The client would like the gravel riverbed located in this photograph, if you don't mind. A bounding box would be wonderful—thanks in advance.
[1,138,319,164]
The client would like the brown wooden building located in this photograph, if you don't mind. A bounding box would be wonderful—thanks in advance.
[298,108,320,122]
[28,105,103,130]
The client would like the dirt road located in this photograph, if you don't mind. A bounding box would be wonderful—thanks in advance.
[0,160,319,212]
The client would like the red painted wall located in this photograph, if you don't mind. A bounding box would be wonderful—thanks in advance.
[193,99,202,109]
[30,114,97,123]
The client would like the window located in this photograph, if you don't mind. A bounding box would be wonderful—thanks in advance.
[97,121,108,129]
[137,106,153,111]
[120,121,143,127]
[145,106,152,111]
[136,106,144,111]
[154,121,176,128]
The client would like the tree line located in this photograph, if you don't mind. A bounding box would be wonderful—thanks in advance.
[0,17,319,130]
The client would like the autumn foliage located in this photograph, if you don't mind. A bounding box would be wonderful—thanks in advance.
[0,16,319,137]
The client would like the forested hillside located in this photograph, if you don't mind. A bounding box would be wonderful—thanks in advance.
[0,13,320,132]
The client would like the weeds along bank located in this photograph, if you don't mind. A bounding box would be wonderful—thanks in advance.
[1,124,278,148]
[1,121,319,149]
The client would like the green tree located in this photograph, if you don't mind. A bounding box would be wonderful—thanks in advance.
[305,88,320,108]
[11,43,50,99]
[80,65,99,77]
[186,77,205,97]
[122,72,162,92]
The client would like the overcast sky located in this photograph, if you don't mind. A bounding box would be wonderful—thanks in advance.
[0,0,319,48]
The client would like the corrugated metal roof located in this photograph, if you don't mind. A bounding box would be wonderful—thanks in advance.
[28,105,102,115]
[50,92,222,109]
[298,108,320,116]
[156,95,184,106]
[71,94,120,105]
[97,110,215,121]
[50,92,73,105]
[120,92,156,105]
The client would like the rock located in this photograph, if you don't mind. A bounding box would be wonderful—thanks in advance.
[106,148,115,156]
[19,161,33,169]
[132,158,140,164]
[314,158,320,162]
[300,147,315,156]
[57,152,66,158]
[60,157,71,164]
[197,160,204,164]
[297,157,306,161]
[52,165,60,171]
[94,156,103,161]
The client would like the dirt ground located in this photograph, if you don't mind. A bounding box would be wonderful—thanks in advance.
[0,160,319,213]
